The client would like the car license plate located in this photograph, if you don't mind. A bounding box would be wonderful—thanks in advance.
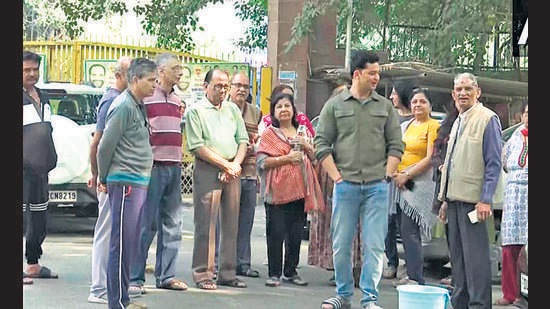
[49,190,77,203]
[520,273,528,296]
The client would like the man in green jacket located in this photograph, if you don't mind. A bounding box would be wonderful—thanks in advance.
[315,50,403,309]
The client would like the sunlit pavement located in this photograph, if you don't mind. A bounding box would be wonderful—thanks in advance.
[23,201,512,309]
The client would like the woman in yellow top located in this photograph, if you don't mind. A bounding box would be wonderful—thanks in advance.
[391,88,440,286]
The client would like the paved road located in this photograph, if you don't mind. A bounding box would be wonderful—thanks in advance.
[23,203,512,309]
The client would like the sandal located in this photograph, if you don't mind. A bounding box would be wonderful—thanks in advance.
[237,268,260,278]
[157,278,188,291]
[196,279,217,290]
[494,298,514,306]
[23,272,33,285]
[283,275,308,286]
[26,266,58,279]
[321,296,351,309]
[217,277,247,288]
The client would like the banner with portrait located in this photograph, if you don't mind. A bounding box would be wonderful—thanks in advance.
[83,60,117,89]
[176,62,251,108]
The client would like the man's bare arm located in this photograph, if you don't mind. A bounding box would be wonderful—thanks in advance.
[386,155,400,177]
[87,131,103,189]
[320,154,342,183]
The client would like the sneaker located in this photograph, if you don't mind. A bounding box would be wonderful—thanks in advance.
[392,276,418,287]
[265,276,281,287]
[363,302,383,309]
[382,266,397,279]
[126,301,147,309]
[128,285,145,298]
[87,294,108,304]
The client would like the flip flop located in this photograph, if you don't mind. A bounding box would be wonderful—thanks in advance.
[23,272,33,285]
[27,266,59,279]
[196,279,217,290]
[156,278,188,291]
[217,278,247,288]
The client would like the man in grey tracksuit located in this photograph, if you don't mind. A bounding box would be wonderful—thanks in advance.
[97,58,157,309]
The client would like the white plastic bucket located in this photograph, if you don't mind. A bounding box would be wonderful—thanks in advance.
[396,285,450,309]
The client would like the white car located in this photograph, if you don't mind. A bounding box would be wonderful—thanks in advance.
[37,82,104,217]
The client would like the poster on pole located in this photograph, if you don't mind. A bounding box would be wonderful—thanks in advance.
[83,60,117,89]
[176,62,250,108]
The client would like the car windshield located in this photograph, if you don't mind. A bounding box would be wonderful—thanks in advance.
[48,93,99,125]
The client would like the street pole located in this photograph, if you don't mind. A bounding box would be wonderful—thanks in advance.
[344,0,353,68]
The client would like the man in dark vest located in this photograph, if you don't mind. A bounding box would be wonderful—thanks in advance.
[438,72,502,309]
[22,50,59,283]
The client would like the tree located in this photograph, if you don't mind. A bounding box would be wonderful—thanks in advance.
[52,0,225,53]
[234,0,268,53]
[51,0,267,53]
[286,0,513,72]
[24,0,67,40]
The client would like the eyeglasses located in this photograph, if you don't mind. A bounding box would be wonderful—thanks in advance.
[210,83,229,91]
[231,83,249,90]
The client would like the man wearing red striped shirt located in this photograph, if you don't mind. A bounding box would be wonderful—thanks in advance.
[129,53,188,295]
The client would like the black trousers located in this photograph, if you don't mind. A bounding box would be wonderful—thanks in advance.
[23,169,49,265]
[265,199,306,278]
[447,200,492,309]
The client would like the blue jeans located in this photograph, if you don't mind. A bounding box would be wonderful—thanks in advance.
[130,164,183,287]
[332,180,388,307]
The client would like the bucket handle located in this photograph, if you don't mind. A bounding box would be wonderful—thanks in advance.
[444,290,451,309]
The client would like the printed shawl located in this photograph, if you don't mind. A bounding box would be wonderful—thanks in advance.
[257,126,325,212]
[398,165,438,240]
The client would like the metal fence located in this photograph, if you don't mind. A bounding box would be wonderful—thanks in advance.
[23,40,224,84]
[23,40,212,196]
[387,25,528,73]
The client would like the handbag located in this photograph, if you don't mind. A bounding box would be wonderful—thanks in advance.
[23,98,58,174]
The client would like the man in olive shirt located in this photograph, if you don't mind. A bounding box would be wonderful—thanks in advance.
[315,50,403,309]
[185,68,249,290]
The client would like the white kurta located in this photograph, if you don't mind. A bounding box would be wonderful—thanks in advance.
[501,124,528,246]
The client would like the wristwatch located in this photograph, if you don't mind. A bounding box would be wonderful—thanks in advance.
[384,175,392,183]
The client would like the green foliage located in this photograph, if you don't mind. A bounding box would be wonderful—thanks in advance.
[284,0,340,53]
[28,0,515,71]
[54,0,128,39]
[234,0,267,53]
[287,0,514,71]
[53,0,225,53]
[24,0,67,40]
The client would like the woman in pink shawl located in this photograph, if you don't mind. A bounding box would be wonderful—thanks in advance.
[256,92,324,288]
[258,84,315,138]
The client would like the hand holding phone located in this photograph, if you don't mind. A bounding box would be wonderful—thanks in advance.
[468,209,479,224]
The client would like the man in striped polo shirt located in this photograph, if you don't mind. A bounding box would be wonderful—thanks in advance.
[129,53,188,296]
